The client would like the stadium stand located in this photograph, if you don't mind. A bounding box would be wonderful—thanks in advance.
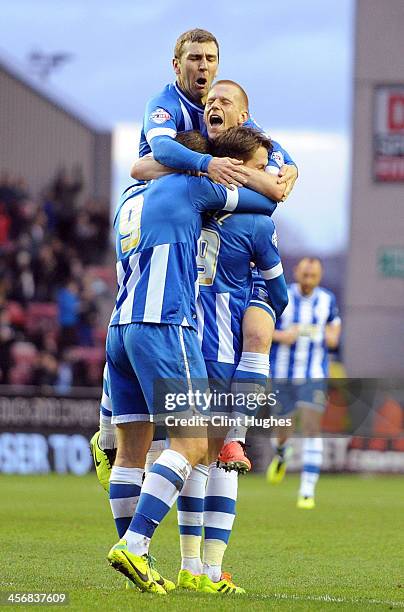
[0,171,112,389]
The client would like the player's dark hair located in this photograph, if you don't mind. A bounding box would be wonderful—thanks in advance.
[212,80,249,111]
[211,126,273,162]
[174,29,219,60]
[175,130,211,154]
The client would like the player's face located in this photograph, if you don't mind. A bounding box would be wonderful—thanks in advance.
[244,146,269,171]
[204,84,249,139]
[295,260,323,295]
[173,41,218,104]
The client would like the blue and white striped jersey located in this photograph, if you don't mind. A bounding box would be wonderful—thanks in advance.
[197,212,287,364]
[139,83,212,173]
[109,177,278,330]
[270,283,341,379]
[243,117,296,172]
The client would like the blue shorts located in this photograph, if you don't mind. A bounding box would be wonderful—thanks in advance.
[272,379,327,416]
[247,279,276,322]
[106,323,209,424]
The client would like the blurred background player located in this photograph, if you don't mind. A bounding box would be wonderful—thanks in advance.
[267,257,341,508]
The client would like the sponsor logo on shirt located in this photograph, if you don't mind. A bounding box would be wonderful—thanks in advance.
[272,229,278,248]
[149,108,171,124]
[271,150,284,167]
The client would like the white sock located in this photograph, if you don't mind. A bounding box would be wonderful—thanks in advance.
[178,463,207,574]
[225,352,269,443]
[99,414,116,450]
[203,463,238,581]
[299,437,323,498]
[144,439,166,473]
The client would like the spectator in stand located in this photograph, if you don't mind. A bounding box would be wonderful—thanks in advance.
[32,350,59,387]
[0,306,15,383]
[0,168,110,387]
[52,166,83,244]
[57,279,80,349]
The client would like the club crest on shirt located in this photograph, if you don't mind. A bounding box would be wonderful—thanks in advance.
[149,108,171,124]
[272,229,278,248]
[271,150,284,167]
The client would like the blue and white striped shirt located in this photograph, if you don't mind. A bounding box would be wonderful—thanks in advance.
[109,177,278,330]
[270,283,340,379]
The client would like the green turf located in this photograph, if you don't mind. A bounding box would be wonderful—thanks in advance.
[0,473,403,611]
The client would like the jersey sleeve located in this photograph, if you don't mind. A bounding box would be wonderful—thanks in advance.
[143,96,212,172]
[327,293,341,325]
[253,216,289,320]
[190,178,278,215]
[266,139,297,175]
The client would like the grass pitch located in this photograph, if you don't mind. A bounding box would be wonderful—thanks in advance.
[0,473,403,611]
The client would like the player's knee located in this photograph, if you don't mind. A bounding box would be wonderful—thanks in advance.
[243,327,272,353]
[173,437,208,467]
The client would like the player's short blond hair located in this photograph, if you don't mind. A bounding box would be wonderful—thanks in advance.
[174,28,219,60]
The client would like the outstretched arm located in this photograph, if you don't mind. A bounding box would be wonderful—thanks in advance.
[131,156,175,181]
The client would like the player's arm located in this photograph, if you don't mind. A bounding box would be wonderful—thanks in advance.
[252,216,288,321]
[269,141,298,201]
[131,155,174,180]
[192,178,278,215]
[144,102,248,187]
[241,167,285,202]
[325,320,341,349]
[272,325,300,345]
[324,295,341,349]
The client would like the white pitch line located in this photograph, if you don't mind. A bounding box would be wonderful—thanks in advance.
[255,592,404,608]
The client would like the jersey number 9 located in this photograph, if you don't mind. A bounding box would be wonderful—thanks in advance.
[197,228,220,286]
[119,194,144,253]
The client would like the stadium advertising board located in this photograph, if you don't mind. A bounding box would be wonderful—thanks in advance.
[0,387,99,475]
[373,85,404,181]
[1,381,404,474]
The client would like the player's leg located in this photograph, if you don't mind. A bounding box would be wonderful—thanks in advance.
[113,325,208,569]
[106,323,168,594]
[90,363,117,492]
[267,382,296,484]
[296,381,327,509]
[199,362,245,594]
[177,462,208,588]
[219,300,273,472]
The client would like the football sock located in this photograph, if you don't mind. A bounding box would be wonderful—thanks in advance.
[272,437,289,458]
[203,463,238,581]
[299,437,323,498]
[177,463,208,574]
[109,465,143,538]
[125,449,191,556]
[99,414,116,451]
[98,365,116,450]
[144,439,166,474]
[225,352,269,443]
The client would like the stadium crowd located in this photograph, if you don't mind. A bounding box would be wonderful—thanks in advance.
[0,168,111,389]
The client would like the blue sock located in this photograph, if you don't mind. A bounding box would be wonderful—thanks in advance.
[109,466,143,537]
[125,449,191,556]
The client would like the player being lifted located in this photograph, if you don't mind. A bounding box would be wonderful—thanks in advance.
[92,29,298,487]
[132,119,289,591]
[133,78,296,471]
[267,257,341,508]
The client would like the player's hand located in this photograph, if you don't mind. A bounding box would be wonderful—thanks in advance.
[207,157,249,189]
[283,324,300,345]
[277,164,298,201]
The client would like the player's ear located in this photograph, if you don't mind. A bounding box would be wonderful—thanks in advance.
[238,111,249,126]
[172,57,180,76]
